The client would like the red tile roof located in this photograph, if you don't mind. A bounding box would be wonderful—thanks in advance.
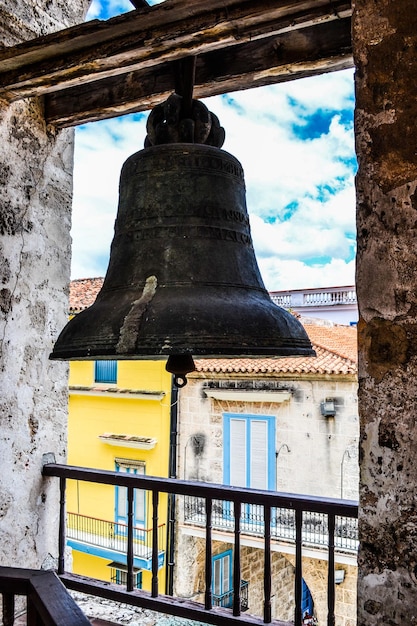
[69,278,357,375]
[70,277,104,312]
[194,324,357,375]
[303,323,357,363]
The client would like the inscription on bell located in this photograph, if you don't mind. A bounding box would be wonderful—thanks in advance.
[116,225,253,246]
[117,205,250,229]
[132,148,244,181]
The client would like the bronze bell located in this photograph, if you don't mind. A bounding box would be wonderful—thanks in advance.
[51,95,315,386]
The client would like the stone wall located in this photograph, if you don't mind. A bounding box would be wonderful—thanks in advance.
[173,534,296,622]
[353,1,417,624]
[241,547,295,622]
[0,0,89,569]
[296,558,357,626]
[178,373,359,500]
[175,372,359,624]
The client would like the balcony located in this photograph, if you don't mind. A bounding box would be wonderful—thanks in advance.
[270,286,357,308]
[183,498,358,555]
[269,286,358,325]
[66,512,166,571]
[0,462,358,626]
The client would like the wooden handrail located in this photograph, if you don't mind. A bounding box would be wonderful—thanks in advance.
[43,463,358,517]
[0,567,91,625]
[43,462,358,626]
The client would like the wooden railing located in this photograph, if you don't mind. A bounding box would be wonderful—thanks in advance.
[0,566,91,625]
[42,462,358,626]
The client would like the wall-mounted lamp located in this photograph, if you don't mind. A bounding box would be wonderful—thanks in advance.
[320,398,336,417]
[275,443,291,490]
[276,443,291,458]
[335,569,345,584]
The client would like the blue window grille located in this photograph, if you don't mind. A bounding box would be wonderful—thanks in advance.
[94,360,117,384]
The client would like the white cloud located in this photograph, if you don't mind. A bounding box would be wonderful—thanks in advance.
[71,115,148,279]
[258,258,356,292]
[204,77,355,222]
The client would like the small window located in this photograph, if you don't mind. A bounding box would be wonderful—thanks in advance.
[110,563,142,589]
[95,360,117,384]
[115,459,146,530]
[212,551,249,612]
[213,550,232,608]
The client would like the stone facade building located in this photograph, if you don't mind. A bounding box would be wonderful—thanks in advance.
[174,322,358,625]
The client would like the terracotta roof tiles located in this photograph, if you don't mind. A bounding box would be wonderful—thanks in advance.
[194,343,356,376]
[70,277,104,312]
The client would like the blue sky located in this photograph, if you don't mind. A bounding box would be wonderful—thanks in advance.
[71,0,357,291]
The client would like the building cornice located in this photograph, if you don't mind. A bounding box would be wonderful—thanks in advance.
[69,386,165,401]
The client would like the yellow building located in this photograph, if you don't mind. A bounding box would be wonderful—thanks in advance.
[66,278,174,594]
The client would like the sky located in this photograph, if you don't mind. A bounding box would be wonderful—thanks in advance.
[71,0,357,292]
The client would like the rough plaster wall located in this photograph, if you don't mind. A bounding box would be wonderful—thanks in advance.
[0,0,89,44]
[0,0,89,569]
[173,534,206,600]
[353,0,417,624]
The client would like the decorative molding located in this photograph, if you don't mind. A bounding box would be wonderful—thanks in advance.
[99,434,157,449]
[69,386,165,401]
[204,389,291,402]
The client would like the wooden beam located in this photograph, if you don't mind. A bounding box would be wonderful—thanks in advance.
[0,0,352,104]
[44,17,352,127]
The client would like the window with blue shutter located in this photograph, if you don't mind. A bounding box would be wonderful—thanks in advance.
[94,360,117,383]
[301,579,314,619]
[213,550,233,608]
[223,414,275,490]
[114,460,146,536]
[223,413,276,522]
[110,564,142,589]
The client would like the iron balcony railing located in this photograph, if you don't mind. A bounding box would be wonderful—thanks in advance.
[67,512,166,564]
[213,579,249,611]
[183,498,358,553]
[42,462,358,626]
